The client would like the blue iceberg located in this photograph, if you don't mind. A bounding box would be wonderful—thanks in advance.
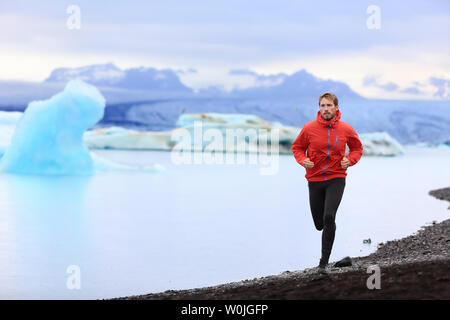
[0,80,164,175]
[0,80,104,175]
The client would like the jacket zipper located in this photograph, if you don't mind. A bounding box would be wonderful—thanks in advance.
[333,134,339,150]
[324,124,331,180]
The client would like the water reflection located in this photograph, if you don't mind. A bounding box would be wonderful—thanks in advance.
[0,146,448,299]
[0,174,92,299]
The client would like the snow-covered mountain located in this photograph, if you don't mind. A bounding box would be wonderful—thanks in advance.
[231,69,362,101]
[45,63,192,92]
[0,63,362,104]
[0,64,448,145]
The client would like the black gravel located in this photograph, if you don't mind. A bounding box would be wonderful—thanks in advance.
[429,187,450,209]
[113,187,450,300]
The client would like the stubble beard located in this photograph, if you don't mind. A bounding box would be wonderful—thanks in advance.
[321,113,335,121]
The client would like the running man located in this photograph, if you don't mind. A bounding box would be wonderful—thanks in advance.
[291,92,363,272]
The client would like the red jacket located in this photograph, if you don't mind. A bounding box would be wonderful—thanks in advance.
[292,109,363,181]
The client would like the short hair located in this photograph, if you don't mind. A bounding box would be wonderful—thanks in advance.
[319,92,338,106]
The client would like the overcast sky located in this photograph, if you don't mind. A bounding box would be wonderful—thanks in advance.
[0,0,449,99]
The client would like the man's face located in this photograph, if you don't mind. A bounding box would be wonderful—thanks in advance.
[319,97,338,121]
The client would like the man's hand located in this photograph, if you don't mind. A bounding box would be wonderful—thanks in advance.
[341,157,350,169]
[302,158,314,169]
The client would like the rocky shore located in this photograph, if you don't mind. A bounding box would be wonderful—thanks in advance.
[115,187,450,300]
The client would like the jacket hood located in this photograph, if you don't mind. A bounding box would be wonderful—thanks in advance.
[316,109,341,128]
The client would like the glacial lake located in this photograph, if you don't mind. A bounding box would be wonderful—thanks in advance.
[0,145,449,299]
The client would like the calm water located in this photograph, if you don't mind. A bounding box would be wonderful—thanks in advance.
[0,146,448,299]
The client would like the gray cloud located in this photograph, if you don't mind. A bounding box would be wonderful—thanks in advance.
[363,75,398,91]
[228,69,286,86]
[1,1,449,67]
[401,87,422,95]
[429,77,450,99]
[175,68,198,75]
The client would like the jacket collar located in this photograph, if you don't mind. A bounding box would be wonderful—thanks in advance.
[316,109,341,128]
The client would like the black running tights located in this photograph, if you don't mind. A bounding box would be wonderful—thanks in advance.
[308,177,346,264]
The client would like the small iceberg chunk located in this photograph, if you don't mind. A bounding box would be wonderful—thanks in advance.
[359,132,405,156]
